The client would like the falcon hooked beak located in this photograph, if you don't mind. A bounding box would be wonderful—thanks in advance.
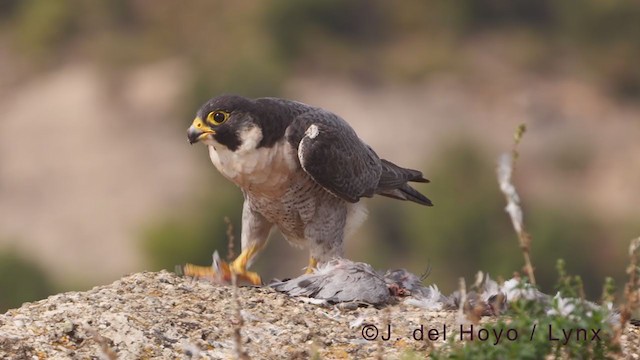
[187,117,215,144]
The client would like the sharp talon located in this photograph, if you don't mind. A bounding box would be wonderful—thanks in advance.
[181,259,235,284]
[240,271,263,286]
[230,259,263,285]
[181,263,219,280]
[182,250,263,285]
[305,257,318,274]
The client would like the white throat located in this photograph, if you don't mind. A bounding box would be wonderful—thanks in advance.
[205,126,298,190]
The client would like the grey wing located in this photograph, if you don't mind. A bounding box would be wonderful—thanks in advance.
[288,110,382,203]
[270,259,392,305]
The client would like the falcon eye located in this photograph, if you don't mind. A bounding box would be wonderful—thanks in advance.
[207,111,229,125]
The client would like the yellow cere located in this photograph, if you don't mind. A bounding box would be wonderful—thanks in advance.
[191,117,209,129]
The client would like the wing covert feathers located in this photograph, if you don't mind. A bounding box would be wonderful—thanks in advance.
[293,110,432,206]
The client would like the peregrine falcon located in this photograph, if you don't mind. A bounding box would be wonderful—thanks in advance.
[186,95,432,285]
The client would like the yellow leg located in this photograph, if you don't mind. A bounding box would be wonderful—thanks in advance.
[181,245,263,285]
[181,263,218,280]
[229,245,262,285]
[305,256,318,274]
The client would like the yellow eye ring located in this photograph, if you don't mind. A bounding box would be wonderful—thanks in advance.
[207,111,229,125]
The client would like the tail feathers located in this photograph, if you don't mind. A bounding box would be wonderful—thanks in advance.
[378,159,429,189]
[377,183,433,206]
[376,159,432,206]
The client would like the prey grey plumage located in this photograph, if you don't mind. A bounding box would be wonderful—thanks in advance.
[186,95,431,284]
[270,258,393,305]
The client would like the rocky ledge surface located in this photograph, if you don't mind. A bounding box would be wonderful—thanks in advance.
[1,271,638,359]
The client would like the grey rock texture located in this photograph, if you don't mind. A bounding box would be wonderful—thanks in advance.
[0,271,453,359]
[1,271,638,359]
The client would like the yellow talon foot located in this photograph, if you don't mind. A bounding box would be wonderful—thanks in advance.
[305,257,318,274]
[229,259,262,285]
[181,263,221,281]
[181,259,262,285]
[181,247,263,285]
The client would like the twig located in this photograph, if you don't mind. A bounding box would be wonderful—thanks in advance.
[86,327,117,360]
[457,277,467,325]
[377,307,390,360]
[614,237,640,348]
[226,217,250,360]
[601,276,616,306]
[497,123,536,285]
[179,216,236,283]
[224,216,235,262]
[232,273,250,360]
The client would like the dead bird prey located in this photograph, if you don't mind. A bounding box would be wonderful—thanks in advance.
[270,258,392,306]
[270,258,440,306]
[271,263,624,328]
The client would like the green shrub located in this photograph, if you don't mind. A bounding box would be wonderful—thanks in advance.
[0,248,56,312]
[140,176,242,271]
[434,262,618,359]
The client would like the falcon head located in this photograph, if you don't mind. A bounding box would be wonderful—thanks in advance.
[187,95,259,151]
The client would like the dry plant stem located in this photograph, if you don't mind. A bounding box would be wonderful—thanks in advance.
[180,217,236,282]
[86,327,117,360]
[518,232,536,285]
[421,312,435,352]
[615,237,640,347]
[232,273,250,360]
[458,277,467,323]
[511,125,536,285]
[225,216,235,261]
[497,124,536,285]
[226,216,249,360]
[377,307,390,360]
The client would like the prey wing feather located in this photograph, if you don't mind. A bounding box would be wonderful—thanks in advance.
[293,110,382,203]
[270,259,392,305]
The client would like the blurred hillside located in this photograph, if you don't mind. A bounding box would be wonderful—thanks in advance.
[0,0,639,311]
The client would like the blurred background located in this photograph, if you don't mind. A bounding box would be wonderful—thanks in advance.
[1,0,639,312]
